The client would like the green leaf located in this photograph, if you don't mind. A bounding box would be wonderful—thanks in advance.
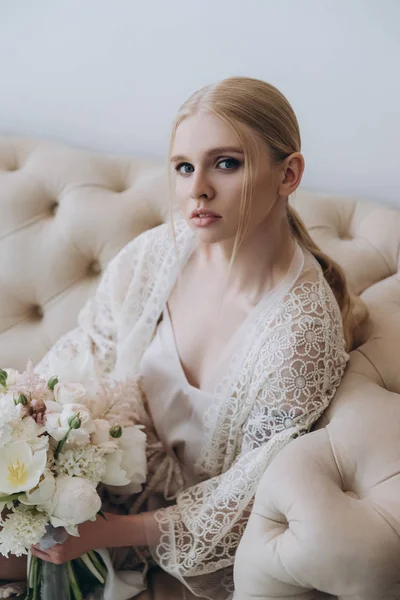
[0,369,8,388]
[15,393,28,406]
[0,493,21,502]
[47,376,59,391]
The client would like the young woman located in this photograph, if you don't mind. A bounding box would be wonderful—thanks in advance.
[1,77,367,599]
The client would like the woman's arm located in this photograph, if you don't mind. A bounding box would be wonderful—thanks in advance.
[30,511,158,564]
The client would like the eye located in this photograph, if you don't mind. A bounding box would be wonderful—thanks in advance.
[174,162,194,175]
[216,157,240,170]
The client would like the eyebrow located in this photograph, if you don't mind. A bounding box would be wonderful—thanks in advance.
[170,146,244,163]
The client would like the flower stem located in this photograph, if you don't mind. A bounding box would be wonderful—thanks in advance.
[0,493,21,502]
[54,429,71,460]
[80,553,105,584]
[25,553,34,599]
[66,561,83,600]
[88,550,108,581]
[27,551,33,588]
[32,556,40,600]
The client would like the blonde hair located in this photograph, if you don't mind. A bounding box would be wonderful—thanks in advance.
[168,76,368,351]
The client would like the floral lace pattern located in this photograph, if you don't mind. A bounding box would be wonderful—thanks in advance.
[34,218,349,600]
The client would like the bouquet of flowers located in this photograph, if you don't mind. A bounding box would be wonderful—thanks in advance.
[0,350,147,600]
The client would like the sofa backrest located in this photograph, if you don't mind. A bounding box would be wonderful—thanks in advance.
[0,136,399,371]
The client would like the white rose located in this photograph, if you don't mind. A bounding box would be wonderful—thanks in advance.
[45,403,94,445]
[54,382,86,406]
[4,368,19,387]
[49,475,101,536]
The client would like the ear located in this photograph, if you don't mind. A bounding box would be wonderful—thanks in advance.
[278,152,305,196]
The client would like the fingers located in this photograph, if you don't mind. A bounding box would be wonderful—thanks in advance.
[31,545,51,562]
[31,545,66,564]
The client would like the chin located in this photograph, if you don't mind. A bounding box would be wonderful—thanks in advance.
[193,228,232,245]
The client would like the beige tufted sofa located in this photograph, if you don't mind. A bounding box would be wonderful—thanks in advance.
[1,136,400,600]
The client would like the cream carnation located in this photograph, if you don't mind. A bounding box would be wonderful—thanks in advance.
[0,507,48,557]
[55,446,106,484]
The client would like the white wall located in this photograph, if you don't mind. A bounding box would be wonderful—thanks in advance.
[1,0,399,208]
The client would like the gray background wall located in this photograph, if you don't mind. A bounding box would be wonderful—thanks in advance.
[1,0,399,207]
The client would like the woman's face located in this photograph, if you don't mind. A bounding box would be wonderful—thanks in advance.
[170,111,284,244]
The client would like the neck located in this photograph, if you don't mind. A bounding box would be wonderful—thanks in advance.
[194,209,297,305]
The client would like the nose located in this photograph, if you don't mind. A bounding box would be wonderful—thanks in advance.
[189,168,215,201]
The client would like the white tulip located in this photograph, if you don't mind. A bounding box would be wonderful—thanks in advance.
[49,475,101,536]
[20,469,56,510]
[45,403,94,445]
[0,441,47,495]
[54,382,87,406]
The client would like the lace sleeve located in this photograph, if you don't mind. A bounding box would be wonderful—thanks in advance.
[143,282,350,600]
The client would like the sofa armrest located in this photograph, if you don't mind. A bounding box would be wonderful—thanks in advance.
[234,426,400,600]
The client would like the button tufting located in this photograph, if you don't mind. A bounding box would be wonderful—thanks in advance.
[88,260,102,276]
[49,201,59,215]
[31,304,44,319]
[114,182,127,193]
[344,490,359,499]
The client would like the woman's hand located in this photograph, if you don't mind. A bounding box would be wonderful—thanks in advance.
[30,513,115,565]
[30,511,150,564]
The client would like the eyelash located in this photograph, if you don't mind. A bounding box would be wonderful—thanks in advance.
[174,157,241,176]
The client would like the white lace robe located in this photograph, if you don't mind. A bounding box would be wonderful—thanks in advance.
[35,218,349,599]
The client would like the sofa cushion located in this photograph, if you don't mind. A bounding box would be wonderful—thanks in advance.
[0,136,172,369]
[234,192,400,598]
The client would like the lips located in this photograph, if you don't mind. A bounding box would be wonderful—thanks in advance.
[190,209,222,218]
